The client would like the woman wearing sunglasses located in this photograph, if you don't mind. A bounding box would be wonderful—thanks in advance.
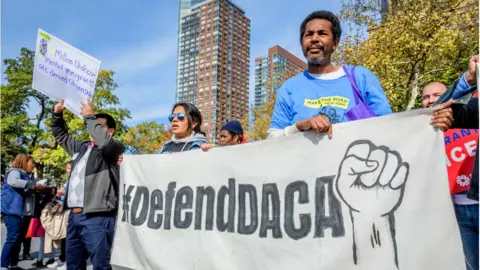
[157,103,208,154]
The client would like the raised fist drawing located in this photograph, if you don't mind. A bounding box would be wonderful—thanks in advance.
[336,140,410,269]
[336,140,409,216]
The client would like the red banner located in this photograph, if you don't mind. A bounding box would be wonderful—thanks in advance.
[444,129,478,194]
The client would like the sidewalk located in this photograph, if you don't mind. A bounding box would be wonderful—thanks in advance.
[0,223,90,270]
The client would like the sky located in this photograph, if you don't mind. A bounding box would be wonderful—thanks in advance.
[2,0,342,126]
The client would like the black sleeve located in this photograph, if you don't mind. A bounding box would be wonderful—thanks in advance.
[101,141,125,164]
[51,112,84,156]
[451,98,479,129]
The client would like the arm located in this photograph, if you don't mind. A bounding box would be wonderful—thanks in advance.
[452,73,477,100]
[79,100,124,162]
[452,56,478,99]
[451,98,479,129]
[200,144,213,152]
[267,126,300,138]
[268,85,298,138]
[51,106,83,156]
[5,171,51,193]
[6,170,35,189]
[358,67,392,116]
[33,184,54,194]
[84,114,117,149]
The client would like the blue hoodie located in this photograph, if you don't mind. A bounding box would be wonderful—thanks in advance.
[157,132,208,154]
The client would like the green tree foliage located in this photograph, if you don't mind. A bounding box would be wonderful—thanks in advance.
[120,121,171,154]
[1,48,131,181]
[335,0,478,111]
[242,71,295,141]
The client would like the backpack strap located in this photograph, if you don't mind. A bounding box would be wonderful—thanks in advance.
[343,66,367,106]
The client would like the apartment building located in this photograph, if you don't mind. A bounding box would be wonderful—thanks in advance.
[254,45,306,108]
[176,0,250,143]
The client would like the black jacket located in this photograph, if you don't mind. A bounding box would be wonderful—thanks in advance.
[51,112,124,214]
[451,98,479,201]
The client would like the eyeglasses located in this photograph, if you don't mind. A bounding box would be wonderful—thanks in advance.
[168,113,186,122]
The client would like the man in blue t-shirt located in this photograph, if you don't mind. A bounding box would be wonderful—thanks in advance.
[269,10,392,138]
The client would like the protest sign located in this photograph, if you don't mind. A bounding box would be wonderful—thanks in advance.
[444,129,478,194]
[32,29,101,118]
[111,109,465,270]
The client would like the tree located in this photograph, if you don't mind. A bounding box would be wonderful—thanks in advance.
[120,121,171,154]
[335,0,478,111]
[2,48,39,177]
[1,48,131,182]
[0,83,30,170]
[242,70,295,141]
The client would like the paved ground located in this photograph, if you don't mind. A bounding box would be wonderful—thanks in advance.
[1,223,131,270]
[1,223,91,270]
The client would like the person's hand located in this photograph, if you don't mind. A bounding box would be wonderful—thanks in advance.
[80,99,95,116]
[56,188,65,198]
[54,99,65,113]
[295,115,333,138]
[34,184,53,194]
[430,99,454,132]
[465,55,479,85]
[201,144,213,152]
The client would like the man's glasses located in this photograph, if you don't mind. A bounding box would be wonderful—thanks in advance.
[168,113,186,122]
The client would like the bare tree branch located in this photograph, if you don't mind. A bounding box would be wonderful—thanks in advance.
[418,68,452,82]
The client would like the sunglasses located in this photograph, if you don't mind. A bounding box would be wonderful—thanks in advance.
[168,113,186,122]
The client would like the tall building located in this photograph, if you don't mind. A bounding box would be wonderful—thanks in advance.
[179,0,208,21]
[254,45,306,108]
[176,0,208,102]
[176,0,250,143]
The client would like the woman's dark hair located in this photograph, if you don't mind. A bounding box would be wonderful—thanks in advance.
[300,10,342,44]
[172,103,205,136]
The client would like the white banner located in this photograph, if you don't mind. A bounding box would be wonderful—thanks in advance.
[111,110,465,270]
[32,29,101,118]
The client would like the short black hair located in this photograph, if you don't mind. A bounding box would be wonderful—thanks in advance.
[300,10,342,44]
[172,103,205,136]
[95,113,116,130]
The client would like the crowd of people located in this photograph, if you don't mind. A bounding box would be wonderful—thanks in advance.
[1,9,478,270]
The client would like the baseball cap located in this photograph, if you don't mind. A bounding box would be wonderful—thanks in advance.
[220,120,244,135]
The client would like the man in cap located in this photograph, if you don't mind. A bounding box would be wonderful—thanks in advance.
[219,120,247,146]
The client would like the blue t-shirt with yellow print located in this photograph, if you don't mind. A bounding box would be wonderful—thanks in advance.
[270,65,392,129]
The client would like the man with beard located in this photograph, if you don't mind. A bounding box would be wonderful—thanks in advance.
[268,10,392,138]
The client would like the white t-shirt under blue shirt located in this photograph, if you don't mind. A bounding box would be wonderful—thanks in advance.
[268,65,392,137]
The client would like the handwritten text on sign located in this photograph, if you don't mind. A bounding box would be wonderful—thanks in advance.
[32,29,101,118]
